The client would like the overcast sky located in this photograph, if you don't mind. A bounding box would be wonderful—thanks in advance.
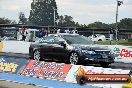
[0,0,132,24]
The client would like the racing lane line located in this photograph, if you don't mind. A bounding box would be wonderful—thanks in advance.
[0,73,100,88]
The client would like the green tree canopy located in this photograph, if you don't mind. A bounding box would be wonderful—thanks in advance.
[88,22,109,29]
[118,18,132,29]
[0,17,16,24]
[29,0,59,26]
[18,12,28,24]
[58,15,79,27]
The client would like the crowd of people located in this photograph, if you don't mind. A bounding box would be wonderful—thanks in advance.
[17,28,78,42]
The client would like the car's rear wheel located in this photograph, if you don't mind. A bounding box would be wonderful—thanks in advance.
[100,63,109,67]
[69,52,79,65]
[33,50,41,61]
[98,39,102,41]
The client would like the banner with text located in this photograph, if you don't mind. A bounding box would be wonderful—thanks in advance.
[65,65,130,88]
[101,45,132,63]
[21,60,71,80]
[0,56,28,74]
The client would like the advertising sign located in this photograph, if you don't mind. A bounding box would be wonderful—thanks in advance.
[0,42,3,52]
[21,60,71,80]
[0,56,28,74]
[65,65,130,83]
[102,45,132,63]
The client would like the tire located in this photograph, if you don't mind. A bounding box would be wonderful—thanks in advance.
[33,50,41,61]
[77,76,86,85]
[69,52,79,65]
[100,63,109,68]
[98,39,102,41]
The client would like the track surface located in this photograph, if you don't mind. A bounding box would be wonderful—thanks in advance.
[0,80,47,88]
[0,53,132,70]
[0,73,98,88]
[0,52,131,88]
[0,52,132,70]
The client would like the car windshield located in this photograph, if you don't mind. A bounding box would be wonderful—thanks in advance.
[62,35,94,45]
[96,34,103,37]
[35,36,54,43]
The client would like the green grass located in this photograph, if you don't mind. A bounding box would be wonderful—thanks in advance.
[95,40,132,46]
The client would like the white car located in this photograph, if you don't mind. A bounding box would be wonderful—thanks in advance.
[88,34,106,41]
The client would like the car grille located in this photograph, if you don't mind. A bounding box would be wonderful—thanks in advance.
[95,51,110,54]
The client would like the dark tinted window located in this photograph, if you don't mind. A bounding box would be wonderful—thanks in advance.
[63,35,94,45]
[35,36,54,43]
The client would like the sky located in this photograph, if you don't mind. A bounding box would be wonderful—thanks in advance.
[0,0,132,25]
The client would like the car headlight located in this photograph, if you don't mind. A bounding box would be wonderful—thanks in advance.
[109,50,113,55]
[82,50,96,54]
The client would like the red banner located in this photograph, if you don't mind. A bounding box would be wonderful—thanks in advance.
[21,60,71,80]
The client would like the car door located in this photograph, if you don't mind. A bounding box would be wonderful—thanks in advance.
[52,37,69,61]
[39,36,54,60]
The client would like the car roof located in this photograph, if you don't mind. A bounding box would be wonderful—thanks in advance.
[48,33,79,36]
[28,29,39,31]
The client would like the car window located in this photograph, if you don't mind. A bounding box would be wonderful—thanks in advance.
[35,36,54,43]
[63,35,94,45]
[54,37,65,42]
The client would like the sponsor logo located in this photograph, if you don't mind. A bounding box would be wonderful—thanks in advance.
[22,60,71,80]
[0,62,18,72]
[113,47,132,59]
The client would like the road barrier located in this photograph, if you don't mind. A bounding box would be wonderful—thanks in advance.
[65,65,131,88]
[21,60,72,80]
[103,45,132,63]
[122,76,132,88]
[0,42,3,52]
[20,60,130,88]
[0,55,131,88]
[0,41,31,54]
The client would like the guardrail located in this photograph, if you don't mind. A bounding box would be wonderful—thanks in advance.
[0,56,131,88]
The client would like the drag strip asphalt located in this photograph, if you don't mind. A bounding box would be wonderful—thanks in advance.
[0,73,99,88]
[0,52,132,70]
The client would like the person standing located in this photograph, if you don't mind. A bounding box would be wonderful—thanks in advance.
[29,31,34,42]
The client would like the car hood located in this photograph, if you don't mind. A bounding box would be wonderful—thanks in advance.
[71,44,110,51]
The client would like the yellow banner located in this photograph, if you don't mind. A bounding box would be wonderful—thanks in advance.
[122,76,132,88]
[0,42,3,52]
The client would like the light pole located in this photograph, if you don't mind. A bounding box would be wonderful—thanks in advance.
[53,8,57,26]
[115,0,123,42]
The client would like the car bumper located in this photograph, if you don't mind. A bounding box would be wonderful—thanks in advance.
[84,58,114,63]
[81,54,114,63]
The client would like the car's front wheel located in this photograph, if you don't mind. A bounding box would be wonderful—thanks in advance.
[69,52,79,65]
[33,50,41,61]
[77,76,86,85]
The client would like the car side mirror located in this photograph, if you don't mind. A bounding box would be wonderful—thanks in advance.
[59,42,66,49]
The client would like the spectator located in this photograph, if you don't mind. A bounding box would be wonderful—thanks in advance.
[21,31,25,41]
[57,29,60,33]
[29,31,34,42]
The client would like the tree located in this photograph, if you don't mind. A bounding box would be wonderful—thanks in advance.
[88,22,109,29]
[118,18,132,29]
[0,17,16,24]
[18,12,28,24]
[29,0,59,26]
[58,15,77,27]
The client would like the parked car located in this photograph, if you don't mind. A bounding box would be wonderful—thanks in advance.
[88,34,106,41]
[29,33,114,67]
[2,36,17,41]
